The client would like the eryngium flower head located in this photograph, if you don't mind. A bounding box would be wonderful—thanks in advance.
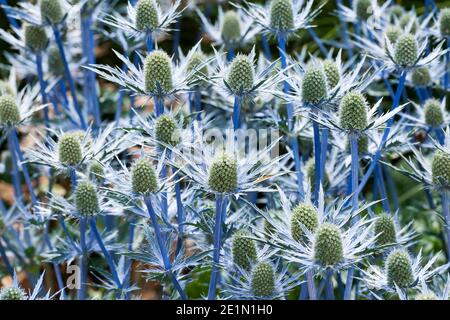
[394,34,418,67]
[339,91,368,131]
[412,67,431,87]
[0,95,20,125]
[155,114,179,146]
[314,223,344,266]
[135,0,159,32]
[40,0,63,25]
[58,132,83,166]
[0,287,26,300]
[221,11,241,44]
[232,230,258,270]
[384,25,402,45]
[251,262,275,297]
[207,153,238,193]
[440,8,450,37]
[144,50,173,94]
[269,0,294,31]
[355,0,372,20]
[424,98,444,128]
[305,158,329,188]
[399,13,418,34]
[386,249,414,287]
[75,181,100,216]
[24,24,48,52]
[374,214,396,246]
[322,60,340,89]
[227,54,255,94]
[187,51,208,85]
[131,158,159,195]
[89,160,104,180]
[301,66,327,105]
[432,150,450,186]
[291,203,318,242]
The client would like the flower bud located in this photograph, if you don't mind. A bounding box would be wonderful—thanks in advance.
[131,158,159,194]
[424,98,444,128]
[48,46,64,76]
[187,51,208,85]
[232,230,258,270]
[207,153,238,193]
[144,50,173,94]
[386,249,414,287]
[355,0,372,21]
[155,114,179,146]
[374,214,396,246]
[322,60,340,89]
[75,181,100,216]
[339,92,368,131]
[394,34,418,67]
[440,8,450,37]
[432,150,450,187]
[302,66,327,105]
[89,160,104,180]
[411,67,431,87]
[251,262,275,297]
[305,158,329,189]
[24,24,48,52]
[314,223,343,266]
[270,0,294,31]
[0,287,26,300]
[40,0,63,25]
[291,203,318,242]
[58,132,83,166]
[389,5,404,20]
[221,11,241,44]
[135,0,159,31]
[227,54,255,94]
[0,95,20,125]
[384,25,402,46]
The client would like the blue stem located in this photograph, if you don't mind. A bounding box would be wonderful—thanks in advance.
[78,217,88,300]
[36,54,50,127]
[7,133,21,197]
[154,97,164,117]
[194,89,202,121]
[0,238,14,275]
[146,32,153,52]
[383,164,399,211]
[313,121,321,204]
[325,268,334,300]
[261,35,272,60]
[441,191,450,263]
[336,0,353,59]
[144,197,186,299]
[306,269,317,300]
[175,174,184,256]
[227,47,235,61]
[232,96,241,130]
[375,163,390,212]
[172,18,181,60]
[52,26,87,129]
[0,0,18,29]
[320,128,329,189]
[208,195,225,300]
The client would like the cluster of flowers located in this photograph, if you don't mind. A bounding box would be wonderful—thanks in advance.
[0,0,450,301]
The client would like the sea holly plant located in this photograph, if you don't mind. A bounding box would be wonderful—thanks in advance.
[1,1,450,301]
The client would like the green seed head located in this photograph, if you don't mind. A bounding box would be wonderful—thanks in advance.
[269,0,294,31]
[440,8,450,37]
[291,203,318,242]
[135,0,159,31]
[207,153,238,193]
[432,150,450,187]
[131,158,159,195]
[154,114,179,146]
[251,262,276,298]
[386,249,414,287]
[0,287,26,300]
[187,51,208,86]
[355,0,373,21]
[339,91,368,131]
[314,223,344,266]
[389,5,404,20]
[58,132,83,166]
[75,181,100,216]
[48,46,64,75]
[374,214,397,246]
[0,95,20,126]
[322,60,340,89]
[40,0,63,25]
[399,13,418,34]
[305,157,329,189]
[394,34,418,67]
[232,230,258,270]
[301,66,328,105]
[415,292,437,300]
[89,160,104,180]
[424,98,444,128]
[412,67,431,87]
[227,54,255,94]
[384,25,403,46]
[144,50,173,94]
[221,11,241,44]
[24,24,48,52]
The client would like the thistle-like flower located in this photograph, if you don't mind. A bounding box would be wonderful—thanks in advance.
[232,230,258,270]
